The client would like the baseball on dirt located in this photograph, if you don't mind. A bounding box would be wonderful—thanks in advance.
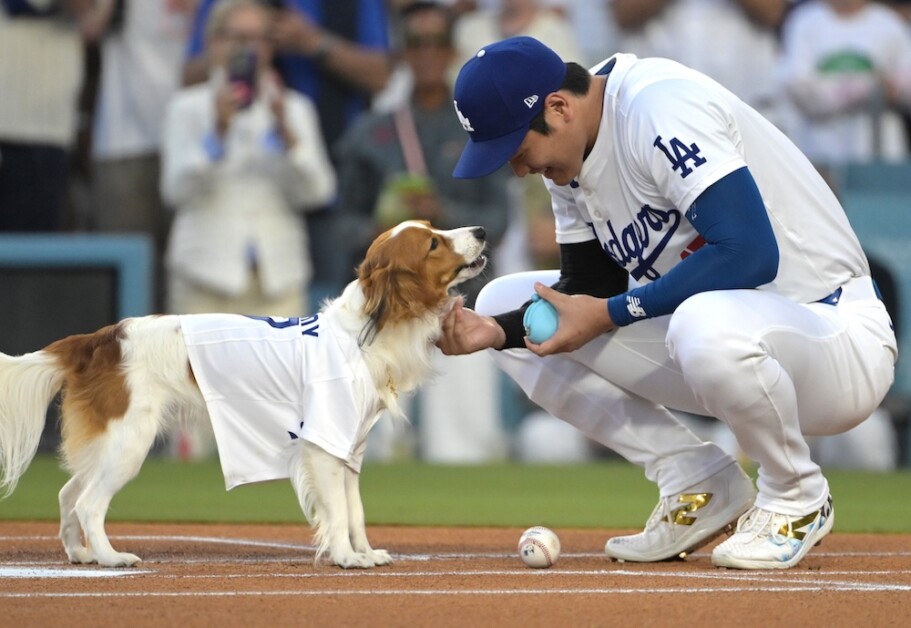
[518,526,561,568]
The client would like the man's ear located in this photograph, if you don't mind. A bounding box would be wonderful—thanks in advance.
[546,92,572,122]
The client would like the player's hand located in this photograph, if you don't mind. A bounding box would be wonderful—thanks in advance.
[524,283,615,356]
[437,296,506,355]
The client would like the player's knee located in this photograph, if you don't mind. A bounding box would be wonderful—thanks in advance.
[475,280,504,316]
[475,270,559,316]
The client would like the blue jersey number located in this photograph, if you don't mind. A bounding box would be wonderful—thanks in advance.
[246,314,320,338]
[246,315,300,328]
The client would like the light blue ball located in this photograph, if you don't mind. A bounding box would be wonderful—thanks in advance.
[523,294,559,343]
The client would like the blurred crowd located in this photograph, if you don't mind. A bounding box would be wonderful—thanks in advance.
[2,0,910,466]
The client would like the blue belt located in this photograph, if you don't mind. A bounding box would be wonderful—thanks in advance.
[816,287,843,306]
[815,279,883,306]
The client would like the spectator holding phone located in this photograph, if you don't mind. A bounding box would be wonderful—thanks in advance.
[160,0,336,319]
[182,0,393,305]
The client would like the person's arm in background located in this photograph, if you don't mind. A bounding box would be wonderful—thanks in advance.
[182,0,217,86]
[270,7,391,95]
[610,0,670,30]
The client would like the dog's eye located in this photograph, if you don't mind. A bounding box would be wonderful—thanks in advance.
[429,237,439,251]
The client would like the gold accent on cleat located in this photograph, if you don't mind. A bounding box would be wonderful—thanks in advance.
[777,511,820,541]
[672,493,713,526]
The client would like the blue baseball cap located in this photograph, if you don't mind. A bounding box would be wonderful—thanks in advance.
[452,36,567,179]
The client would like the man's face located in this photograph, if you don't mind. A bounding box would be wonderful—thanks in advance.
[402,10,455,91]
[507,107,585,186]
[210,6,274,72]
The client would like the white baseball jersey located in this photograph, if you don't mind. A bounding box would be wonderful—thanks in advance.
[548,53,869,304]
[180,313,382,490]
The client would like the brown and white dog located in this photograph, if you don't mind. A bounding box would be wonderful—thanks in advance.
[0,221,487,569]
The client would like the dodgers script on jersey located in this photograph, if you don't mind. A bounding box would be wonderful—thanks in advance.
[180,313,382,490]
[548,53,868,305]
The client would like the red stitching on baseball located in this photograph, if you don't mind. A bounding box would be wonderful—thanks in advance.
[523,538,552,565]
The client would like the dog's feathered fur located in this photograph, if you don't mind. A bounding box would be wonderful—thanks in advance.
[0,221,487,569]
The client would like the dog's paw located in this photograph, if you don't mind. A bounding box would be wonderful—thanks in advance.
[66,547,95,565]
[333,552,374,569]
[367,549,393,566]
[97,552,143,568]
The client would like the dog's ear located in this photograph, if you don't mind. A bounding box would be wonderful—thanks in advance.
[359,262,432,336]
[356,225,451,342]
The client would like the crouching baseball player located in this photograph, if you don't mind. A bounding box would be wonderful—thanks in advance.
[438,37,897,569]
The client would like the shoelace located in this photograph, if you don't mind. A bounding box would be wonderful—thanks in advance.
[735,507,813,542]
[645,496,679,541]
[734,507,775,540]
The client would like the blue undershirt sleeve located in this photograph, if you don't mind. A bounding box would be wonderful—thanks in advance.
[607,166,779,326]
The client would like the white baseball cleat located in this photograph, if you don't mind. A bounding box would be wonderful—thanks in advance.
[711,495,834,570]
[604,462,755,562]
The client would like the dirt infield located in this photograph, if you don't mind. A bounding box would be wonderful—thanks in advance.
[2,521,909,627]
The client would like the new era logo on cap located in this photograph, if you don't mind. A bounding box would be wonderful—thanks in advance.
[452,36,567,179]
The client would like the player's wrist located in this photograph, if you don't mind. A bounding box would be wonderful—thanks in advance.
[599,297,616,332]
[607,294,633,327]
[492,309,528,349]
[490,318,507,350]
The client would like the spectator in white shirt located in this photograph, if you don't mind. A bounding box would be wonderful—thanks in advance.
[160,0,336,319]
[778,0,911,174]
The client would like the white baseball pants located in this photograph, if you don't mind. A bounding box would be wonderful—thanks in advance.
[477,271,897,515]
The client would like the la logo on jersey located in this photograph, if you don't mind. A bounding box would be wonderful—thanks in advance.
[654,135,706,179]
[454,101,474,132]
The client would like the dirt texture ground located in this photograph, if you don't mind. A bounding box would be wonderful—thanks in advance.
[1,521,909,627]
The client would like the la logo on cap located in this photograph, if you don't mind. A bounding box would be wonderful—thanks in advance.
[454,102,474,132]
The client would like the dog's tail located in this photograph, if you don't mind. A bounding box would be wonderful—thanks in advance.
[0,350,65,497]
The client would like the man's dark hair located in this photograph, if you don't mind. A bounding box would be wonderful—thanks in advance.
[528,62,592,135]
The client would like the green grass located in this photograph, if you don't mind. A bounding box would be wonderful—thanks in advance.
[2,454,910,532]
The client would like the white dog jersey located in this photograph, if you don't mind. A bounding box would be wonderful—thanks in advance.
[180,313,382,490]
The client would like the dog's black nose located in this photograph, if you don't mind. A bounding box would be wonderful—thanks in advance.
[472,226,486,241]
